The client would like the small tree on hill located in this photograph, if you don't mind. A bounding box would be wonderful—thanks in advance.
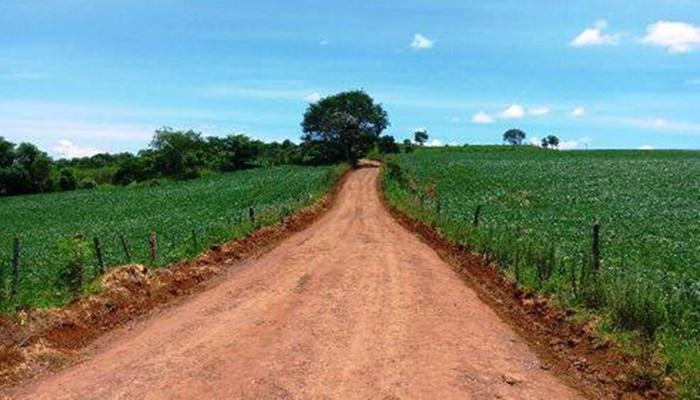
[546,135,560,149]
[503,129,526,146]
[414,130,429,146]
[301,90,389,166]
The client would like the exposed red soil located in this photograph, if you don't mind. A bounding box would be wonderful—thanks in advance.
[379,172,673,399]
[5,167,586,399]
[0,169,349,394]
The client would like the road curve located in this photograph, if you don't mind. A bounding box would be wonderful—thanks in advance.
[10,168,582,399]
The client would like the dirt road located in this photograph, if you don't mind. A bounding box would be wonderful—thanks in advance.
[10,168,582,399]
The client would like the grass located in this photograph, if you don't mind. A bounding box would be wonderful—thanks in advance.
[0,164,346,311]
[382,145,700,397]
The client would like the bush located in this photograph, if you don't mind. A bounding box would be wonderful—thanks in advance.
[605,273,666,342]
[78,178,97,190]
[57,234,91,299]
[58,169,77,191]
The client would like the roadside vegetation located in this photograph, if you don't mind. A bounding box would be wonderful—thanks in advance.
[0,164,347,311]
[382,145,700,397]
[0,90,401,311]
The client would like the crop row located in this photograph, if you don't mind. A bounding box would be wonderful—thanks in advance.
[0,165,346,311]
[382,147,700,396]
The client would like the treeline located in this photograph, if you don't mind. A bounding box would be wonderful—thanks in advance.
[0,127,407,197]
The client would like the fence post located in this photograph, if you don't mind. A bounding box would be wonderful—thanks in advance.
[94,236,105,274]
[472,205,482,228]
[11,236,20,301]
[149,232,158,265]
[119,234,131,263]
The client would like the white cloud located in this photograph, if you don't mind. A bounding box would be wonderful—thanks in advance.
[427,138,442,147]
[639,145,654,150]
[641,21,700,53]
[471,111,494,124]
[528,106,550,116]
[529,136,542,146]
[499,104,525,119]
[411,33,434,50]
[571,107,586,117]
[570,19,620,47]
[559,137,591,150]
[617,117,700,136]
[304,92,322,102]
[52,140,104,159]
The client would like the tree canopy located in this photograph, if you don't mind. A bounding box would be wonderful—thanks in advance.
[541,135,560,149]
[503,129,526,145]
[414,129,429,146]
[301,90,389,165]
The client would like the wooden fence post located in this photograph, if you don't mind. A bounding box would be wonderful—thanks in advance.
[149,232,158,265]
[94,236,105,274]
[119,234,131,263]
[11,236,20,301]
[473,205,482,228]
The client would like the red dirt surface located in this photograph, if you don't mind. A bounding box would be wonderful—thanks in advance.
[380,178,670,400]
[5,167,588,399]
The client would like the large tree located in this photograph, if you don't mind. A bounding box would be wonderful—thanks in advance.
[301,90,389,165]
[503,129,526,146]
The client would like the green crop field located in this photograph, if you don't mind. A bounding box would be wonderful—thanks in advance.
[382,146,700,395]
[0,165,345,311]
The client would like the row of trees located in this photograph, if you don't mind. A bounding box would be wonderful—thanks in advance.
[0,90,408,197]
[502,129,560,148]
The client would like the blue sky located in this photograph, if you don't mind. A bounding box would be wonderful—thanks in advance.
[1,0,700,157]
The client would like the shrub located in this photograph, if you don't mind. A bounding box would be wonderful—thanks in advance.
[78,178,97,190]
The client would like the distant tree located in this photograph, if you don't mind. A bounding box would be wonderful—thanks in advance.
[503,129,526,146]
[377,135,400,154]
[150,128,207,178]
[258,140,303,166]
[0,137,15,168]
[546,135,560,149]
[58,168,78,191]
[112,154,152,185]
[207,134,262,171]
[402,139,415,153]
[541,137,550,149]
[301,90,389,166]
[414,130,429,146]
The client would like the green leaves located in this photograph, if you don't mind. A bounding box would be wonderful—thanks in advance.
[0,165,343,310]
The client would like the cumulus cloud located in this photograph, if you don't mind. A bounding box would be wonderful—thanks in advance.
[639,145,654,150]
[411,33,434,50]
[471,111,494,124]
[571,107,586,117]
[52,140,104,159]
[427,138,442,147]
[499,104,526,119]
[528,106,550,116]
[570,20,620,47]
[641,21,700,53]
[304,92,322,102]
